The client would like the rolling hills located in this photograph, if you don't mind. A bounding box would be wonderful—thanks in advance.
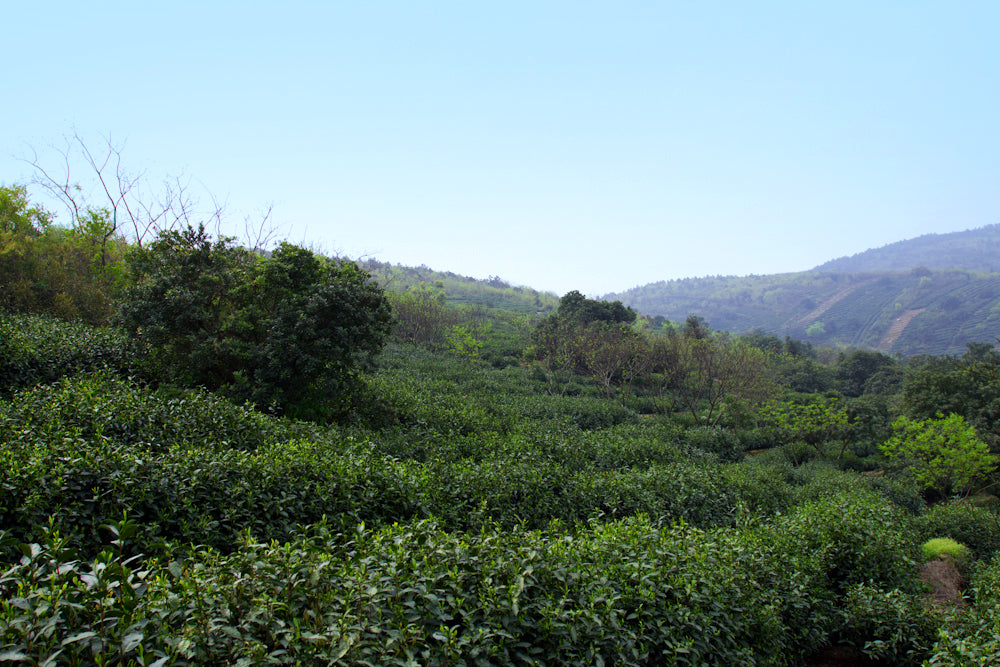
[604,225,1000,357]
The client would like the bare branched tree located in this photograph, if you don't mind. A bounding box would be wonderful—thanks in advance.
[21,132,281,250]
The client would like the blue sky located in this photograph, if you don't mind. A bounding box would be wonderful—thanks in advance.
[4,2,999,296]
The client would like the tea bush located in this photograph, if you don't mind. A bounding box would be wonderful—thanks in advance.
[913,501,1000,561]
[0,516,865,666]
[927,554,1000,665]
[769,490,921,597]
[1,372,294,453]
[0,313,133,393]
[837,583,940,662]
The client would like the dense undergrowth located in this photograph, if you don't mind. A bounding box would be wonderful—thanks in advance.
[2,314,999,665]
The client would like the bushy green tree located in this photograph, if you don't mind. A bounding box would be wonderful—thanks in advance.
[388,284,457,347]
[836,349,899,397]
[903,345,1000,450]
[527,291,638,394]
[118,225,392,418]
[880,413,997,497]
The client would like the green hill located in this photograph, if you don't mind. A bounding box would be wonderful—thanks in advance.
[607,268,1000,356]
[605,225,1000,356]
[359,259,560,315]
[812,224,1000,274]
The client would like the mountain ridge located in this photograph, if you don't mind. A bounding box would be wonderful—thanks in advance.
[603,225,1000,357]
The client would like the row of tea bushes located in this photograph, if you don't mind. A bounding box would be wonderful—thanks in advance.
[0,496,936,666]
[0,313,135,394]
[927,554,1000,665]
[1,372,308,453]
[2,372,938,559]
[2,371,946,559]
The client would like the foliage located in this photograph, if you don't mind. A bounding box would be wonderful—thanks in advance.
[0,313,134,394]
[445,323,486,359]
[0,309,965,665]
[387,284,457,348]
[760,396,851,460]
[667,336,776,426]
[0,512,928,667]
[836,349,900,397]
[1,184,124,324]
[921,538,971,568]
[902,348,1000,450]
[880,414,997,497]
[913,501,1000,561]
[118,226,392,417]
[836,583,940,663]
[926,554,1000,665]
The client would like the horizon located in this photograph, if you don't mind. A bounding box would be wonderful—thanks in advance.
[4,2,1000,296]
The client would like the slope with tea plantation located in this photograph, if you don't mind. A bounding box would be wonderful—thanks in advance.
[605,225,1000,356]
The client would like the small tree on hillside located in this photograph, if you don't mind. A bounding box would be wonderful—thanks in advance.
[669,336,776,426]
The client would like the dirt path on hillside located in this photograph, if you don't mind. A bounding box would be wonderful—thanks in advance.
[878,308,926,350]
[792,281,872,328]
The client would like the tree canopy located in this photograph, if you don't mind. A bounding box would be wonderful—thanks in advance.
[118,225,392,418]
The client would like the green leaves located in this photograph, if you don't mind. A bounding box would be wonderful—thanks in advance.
[881,414,998,496]
[118,228,392,418]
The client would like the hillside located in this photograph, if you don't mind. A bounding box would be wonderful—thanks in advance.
[605,269,1000,357]
[359,258,560,314]
[601,224,1000,356]
[811,224,1000,274]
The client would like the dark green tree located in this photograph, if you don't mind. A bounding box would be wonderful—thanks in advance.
[902,345,1000,450]
[118,225,392,418]
[836,350,898,397]
[556,290,636,325]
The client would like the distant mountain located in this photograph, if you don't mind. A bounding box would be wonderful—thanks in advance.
[811,224,1000,274]
[604,225,1000,357]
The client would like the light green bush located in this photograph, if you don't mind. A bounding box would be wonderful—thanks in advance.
[922,537,971,567]
[914,501,1000,560]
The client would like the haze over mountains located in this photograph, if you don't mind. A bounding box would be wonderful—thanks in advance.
[604,224,1000,357]
[811,224,1000,274]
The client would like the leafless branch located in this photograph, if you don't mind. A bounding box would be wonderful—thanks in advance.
[21,132,285,250]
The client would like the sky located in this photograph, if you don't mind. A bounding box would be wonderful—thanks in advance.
[4,2,1000,297]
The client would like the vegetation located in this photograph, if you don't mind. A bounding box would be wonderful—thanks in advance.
[921,538,971,567]
[119,227,392,418]
[605,226,1000,355]
[881,414,997,498]
[5,181,1000,664]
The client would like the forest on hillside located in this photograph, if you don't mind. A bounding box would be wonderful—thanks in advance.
[606,266,1000,357]
[812,224,1000,274]
[4,171,1000,665]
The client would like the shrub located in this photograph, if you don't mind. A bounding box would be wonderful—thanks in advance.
[770,490,921,597]
[838,583,940,663]
[922,538,971,568]
[119,227,392,417]
[683,425,744,462]
[0,516,852,666]
[913,501,1000,561]
[0,313,133,393]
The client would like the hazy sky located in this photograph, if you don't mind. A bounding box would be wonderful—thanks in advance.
[4,2,999,296]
